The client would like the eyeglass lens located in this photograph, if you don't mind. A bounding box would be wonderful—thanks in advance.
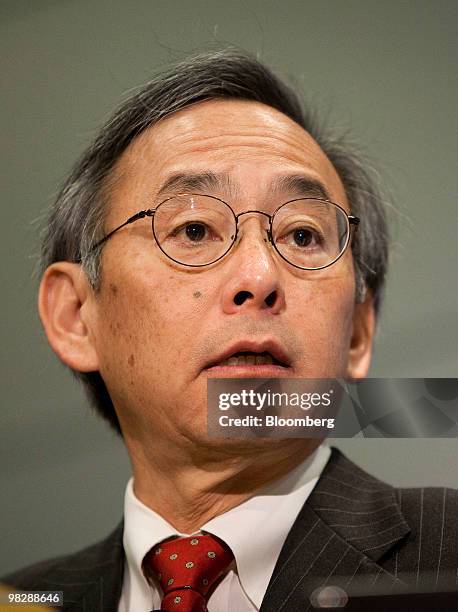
[152,194,349,269]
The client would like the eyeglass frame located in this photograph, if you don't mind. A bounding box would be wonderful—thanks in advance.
[82,193,360,271]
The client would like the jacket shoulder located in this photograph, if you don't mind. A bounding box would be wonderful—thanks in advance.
[394,485,458,547]
[394,485,458,516]
[1,522,124,594]
[388,485,458,586]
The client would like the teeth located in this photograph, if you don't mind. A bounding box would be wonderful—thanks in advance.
[218,353,275,366]
[255,354,272,365]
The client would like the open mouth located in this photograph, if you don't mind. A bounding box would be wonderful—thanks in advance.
[214,351,287,367]
[205,350,291,371]
[202,339,292,372]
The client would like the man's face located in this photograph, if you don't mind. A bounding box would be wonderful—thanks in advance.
[87,99,369,444]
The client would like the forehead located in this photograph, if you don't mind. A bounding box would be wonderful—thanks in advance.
[106,99,348,220]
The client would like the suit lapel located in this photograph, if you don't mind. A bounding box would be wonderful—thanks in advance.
[260,448,411,612]
[42,520,124,611]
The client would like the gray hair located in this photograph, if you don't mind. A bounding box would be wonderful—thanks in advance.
[40,49,389,435]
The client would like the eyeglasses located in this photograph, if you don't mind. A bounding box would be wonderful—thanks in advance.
[86,194,359,270]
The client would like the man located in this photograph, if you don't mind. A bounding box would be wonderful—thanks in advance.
[3,50,457,611]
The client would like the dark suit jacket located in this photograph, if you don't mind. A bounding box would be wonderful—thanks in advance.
[3,448,457,611]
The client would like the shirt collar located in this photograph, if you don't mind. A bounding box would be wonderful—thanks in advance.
[123,442,330,608]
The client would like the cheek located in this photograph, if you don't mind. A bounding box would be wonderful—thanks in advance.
[95,270,209,382]
[291,272,355,374]
[93,282,171,422]
[94,272,213,433]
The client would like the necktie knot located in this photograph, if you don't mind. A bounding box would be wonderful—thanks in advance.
[143,534,234,612]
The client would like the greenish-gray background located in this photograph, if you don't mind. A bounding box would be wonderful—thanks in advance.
[1,0,457,575]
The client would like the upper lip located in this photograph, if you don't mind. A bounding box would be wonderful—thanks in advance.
[204,339,292,369]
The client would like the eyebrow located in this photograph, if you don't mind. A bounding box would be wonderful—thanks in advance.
[157,172,236,199]
[270,174,331,201]
[156,171,331,202]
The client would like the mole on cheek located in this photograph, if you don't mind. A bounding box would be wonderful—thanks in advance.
[128,354,135,367]
[193,291,202,298]
[110,283,118,296]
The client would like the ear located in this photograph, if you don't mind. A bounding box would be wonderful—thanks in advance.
[38,262,100,372]
[346,292,376,380]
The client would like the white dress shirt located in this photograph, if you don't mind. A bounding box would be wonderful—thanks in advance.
[118,442,331,612]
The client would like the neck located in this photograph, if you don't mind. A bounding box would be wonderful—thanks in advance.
[127,437,322,533]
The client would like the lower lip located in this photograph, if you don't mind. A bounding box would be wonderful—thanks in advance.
[203,364,292,377]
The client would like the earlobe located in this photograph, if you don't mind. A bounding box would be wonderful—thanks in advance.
[38,262,100,372]
[346,293,376,380]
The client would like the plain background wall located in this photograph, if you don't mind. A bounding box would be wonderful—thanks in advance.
[1,0,457,575]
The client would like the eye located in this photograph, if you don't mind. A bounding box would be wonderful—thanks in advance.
[172,222,211,242]
[184,222,207,242]
[280,226,323,248]
[292,228,315,247]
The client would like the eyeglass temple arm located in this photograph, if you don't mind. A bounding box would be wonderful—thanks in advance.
[348,215,360,228]
[79,209,155,261]
[345,216,360,247]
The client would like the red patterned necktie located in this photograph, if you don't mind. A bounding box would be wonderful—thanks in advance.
[142,533,234,612]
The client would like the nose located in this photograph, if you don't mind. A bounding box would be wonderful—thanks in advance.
[220,217,285,315]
